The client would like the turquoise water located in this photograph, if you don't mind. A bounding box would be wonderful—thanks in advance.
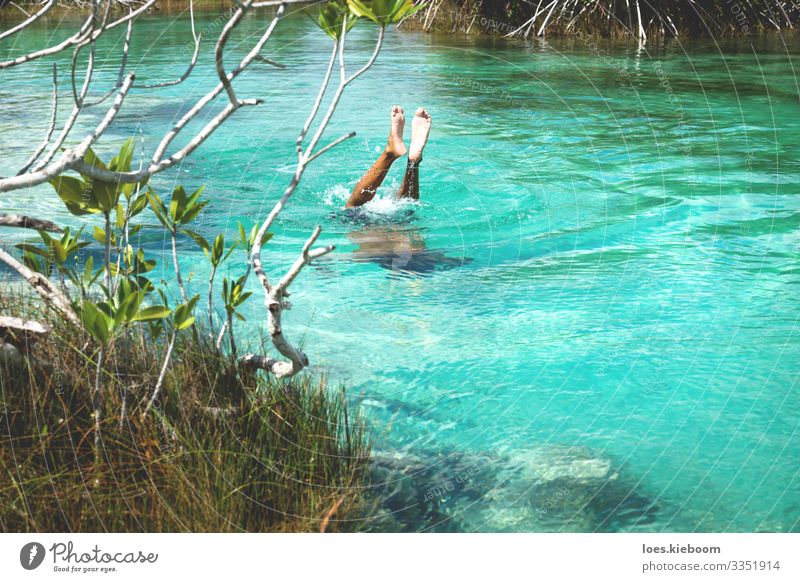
[2,10,799,532]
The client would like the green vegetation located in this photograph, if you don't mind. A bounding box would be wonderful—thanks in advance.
[0,294,370,531]
[404,0,799,38]
[1,130,372,531]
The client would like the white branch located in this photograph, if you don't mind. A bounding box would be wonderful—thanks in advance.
[142,330,176,418]
[16,63,59,175]
[0,74,135,193]
[150,4,285,164]
[0,11,94,69]
[0,0,57,43]
[0,213,62,232]
[249,22,385,378]
[303,25,385,160]
[84,15,133,107]
[296,40,338,158]
[241,353,294,377]
[306,131,356,163]
[0,247,80,327]
[136,32,201,89]
[0,316,51,336]
[215,1,249,105]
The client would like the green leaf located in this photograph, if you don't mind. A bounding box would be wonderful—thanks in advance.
[146,189,171,228]
[92,225,115,246]
[129,192,149,217]
[181,228,209,252]
[134,248,156,274]
[185,185,206,210]
[314,0,361,39]
[169,185,187,223]
[346,0,377,23]
[115,203,125,229]
[178,200,208,226]
[109,138,134,173]
[51,240,67,264]
[211,234,224,265]
[37,230,54,247]
[14,243,49,258]
[131,305,172,323]
[148,320,164,341]
[22,252,47,276]
[82,256,97,286]
[346,0,421,25]
[115,289,142,327]
[173,295,199,330]
[79,300,112,344]
[223,240,238,263]
[92,180,119,213]
[236,291,253,307]
[82,148,107,171]
[49,176,97,216]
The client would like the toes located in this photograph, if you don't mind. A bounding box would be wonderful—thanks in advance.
[415,107,430,119]
[392,105,404,117]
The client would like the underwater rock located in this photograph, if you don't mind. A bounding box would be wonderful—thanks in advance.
[366,446,658,532]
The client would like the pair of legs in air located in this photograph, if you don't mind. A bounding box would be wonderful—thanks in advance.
[345,106,432,208]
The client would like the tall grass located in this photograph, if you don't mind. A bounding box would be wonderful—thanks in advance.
[0,291,370,532]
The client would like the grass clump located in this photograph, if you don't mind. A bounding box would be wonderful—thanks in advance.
[0,292,370,533]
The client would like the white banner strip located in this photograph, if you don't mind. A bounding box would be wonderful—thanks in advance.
[1,533,797,581]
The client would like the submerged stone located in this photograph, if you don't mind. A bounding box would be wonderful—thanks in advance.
[366,445,658,532]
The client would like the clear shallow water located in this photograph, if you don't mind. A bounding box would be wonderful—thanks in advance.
[1,11,799,532]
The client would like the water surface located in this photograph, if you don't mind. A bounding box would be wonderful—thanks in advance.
[1,10,799,532]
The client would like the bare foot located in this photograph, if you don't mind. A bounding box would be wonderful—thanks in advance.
[386,105,407,158]
[408,108,431,162]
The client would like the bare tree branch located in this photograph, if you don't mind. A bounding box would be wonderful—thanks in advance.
[84,15,133,107]
[0,247,80,326]
[136,33,201,89]
[248,19,386,378]
[253,54,285,68]
[0,316,51,336]
[151,3,285,165]
[0,0,57,43]
[216,0,249,105]
[29,2,287,191]
[16,63,59,175]
[142,330,176,418]
[0,73,135,193]
[276,225,335,292]
[296,40,338,158]
[0,213,62,232]
[306,131,356,163]
[0,0,157,70]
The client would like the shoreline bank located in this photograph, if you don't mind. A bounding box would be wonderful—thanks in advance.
[2,0,798,39]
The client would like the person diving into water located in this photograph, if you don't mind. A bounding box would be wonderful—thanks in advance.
[342,106,468,274]
[345,106,431,208]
